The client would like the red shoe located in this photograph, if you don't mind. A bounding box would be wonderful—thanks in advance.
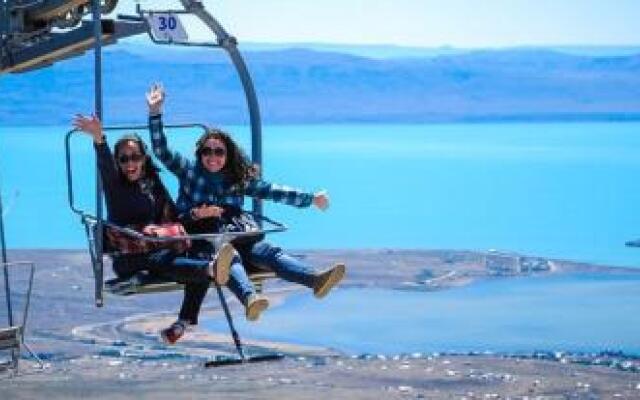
[160,321,186,345]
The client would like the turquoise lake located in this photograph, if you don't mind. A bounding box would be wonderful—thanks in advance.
[205,273,640,355]
[1,121,640,268]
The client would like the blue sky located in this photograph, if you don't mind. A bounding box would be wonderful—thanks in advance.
[116,0,640,47]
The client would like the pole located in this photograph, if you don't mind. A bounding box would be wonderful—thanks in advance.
[91,0,104,306]
[0,187,13,326]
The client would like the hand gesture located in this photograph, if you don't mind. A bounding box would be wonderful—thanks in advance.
[313,190,330,211]
[72,114,104,143]
[146,83,165,115]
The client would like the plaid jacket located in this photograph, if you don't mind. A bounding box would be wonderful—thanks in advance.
[148,115,314,218]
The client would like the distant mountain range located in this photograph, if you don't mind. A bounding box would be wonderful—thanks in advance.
[1,43,639,125]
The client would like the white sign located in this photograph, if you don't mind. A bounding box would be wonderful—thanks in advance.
[147,13,188,43]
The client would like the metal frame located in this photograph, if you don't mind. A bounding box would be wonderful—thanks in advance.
[83,0,264,306]
[1,1,146,74]
[0,261,43,371]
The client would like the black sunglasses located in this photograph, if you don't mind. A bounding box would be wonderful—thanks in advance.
[117,153,144,164]
[201,146,226,157]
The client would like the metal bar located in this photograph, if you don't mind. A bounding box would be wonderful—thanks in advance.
[1,20,118,74]
[2,261,44,368]
[22,342,44,367]
[21,262,34,334]
[213,282,246,361]
[0,1,8,35]
[64,131,81,215]
[91,0,104,307]
[0,187,13,327]
[93,217,286,243]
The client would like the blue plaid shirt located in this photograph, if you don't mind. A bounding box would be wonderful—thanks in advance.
[149,115,314,217]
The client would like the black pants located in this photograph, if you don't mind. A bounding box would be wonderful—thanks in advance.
[112,249,211,324]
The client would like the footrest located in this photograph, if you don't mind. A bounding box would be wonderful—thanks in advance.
[105,270,277,296]
[105,272,183,296]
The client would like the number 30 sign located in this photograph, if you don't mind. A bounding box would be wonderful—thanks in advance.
[147,13,188,42]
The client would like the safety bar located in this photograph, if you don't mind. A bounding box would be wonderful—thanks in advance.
[82,212,287,246]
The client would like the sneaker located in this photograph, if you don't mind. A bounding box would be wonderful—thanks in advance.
[209,242,235,285]
[313,263,346,299]
[160,320,186,345]
[245,293,269,322]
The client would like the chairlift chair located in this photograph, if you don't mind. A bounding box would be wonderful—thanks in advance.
[0,261,43,372]
[65,1,285,366]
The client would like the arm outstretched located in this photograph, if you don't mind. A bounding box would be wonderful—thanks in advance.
[73,114,118,188]
[146,83,192,179]
[242,179,330,210]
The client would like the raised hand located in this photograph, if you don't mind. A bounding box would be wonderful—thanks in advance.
[72,114,104,143]
[313,190,330,211]
[146,83,165,115]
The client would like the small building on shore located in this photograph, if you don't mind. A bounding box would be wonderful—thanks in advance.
[484,250,551,275]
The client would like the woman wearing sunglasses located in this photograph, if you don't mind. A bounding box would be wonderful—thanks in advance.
[146,84,346,323]
[72,114,235,345]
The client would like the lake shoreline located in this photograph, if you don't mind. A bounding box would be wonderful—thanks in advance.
[1,249,640,398]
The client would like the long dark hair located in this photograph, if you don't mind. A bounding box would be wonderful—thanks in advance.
[195,128,259,186]
[114,134,177,221]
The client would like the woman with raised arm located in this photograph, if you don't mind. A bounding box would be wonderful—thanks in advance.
[73,114,234,345]
[146,84,346,322]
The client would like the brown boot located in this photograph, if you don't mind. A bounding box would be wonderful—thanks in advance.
[313,263,346,299]
[245,293,269,322]
[209,242,235,285]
